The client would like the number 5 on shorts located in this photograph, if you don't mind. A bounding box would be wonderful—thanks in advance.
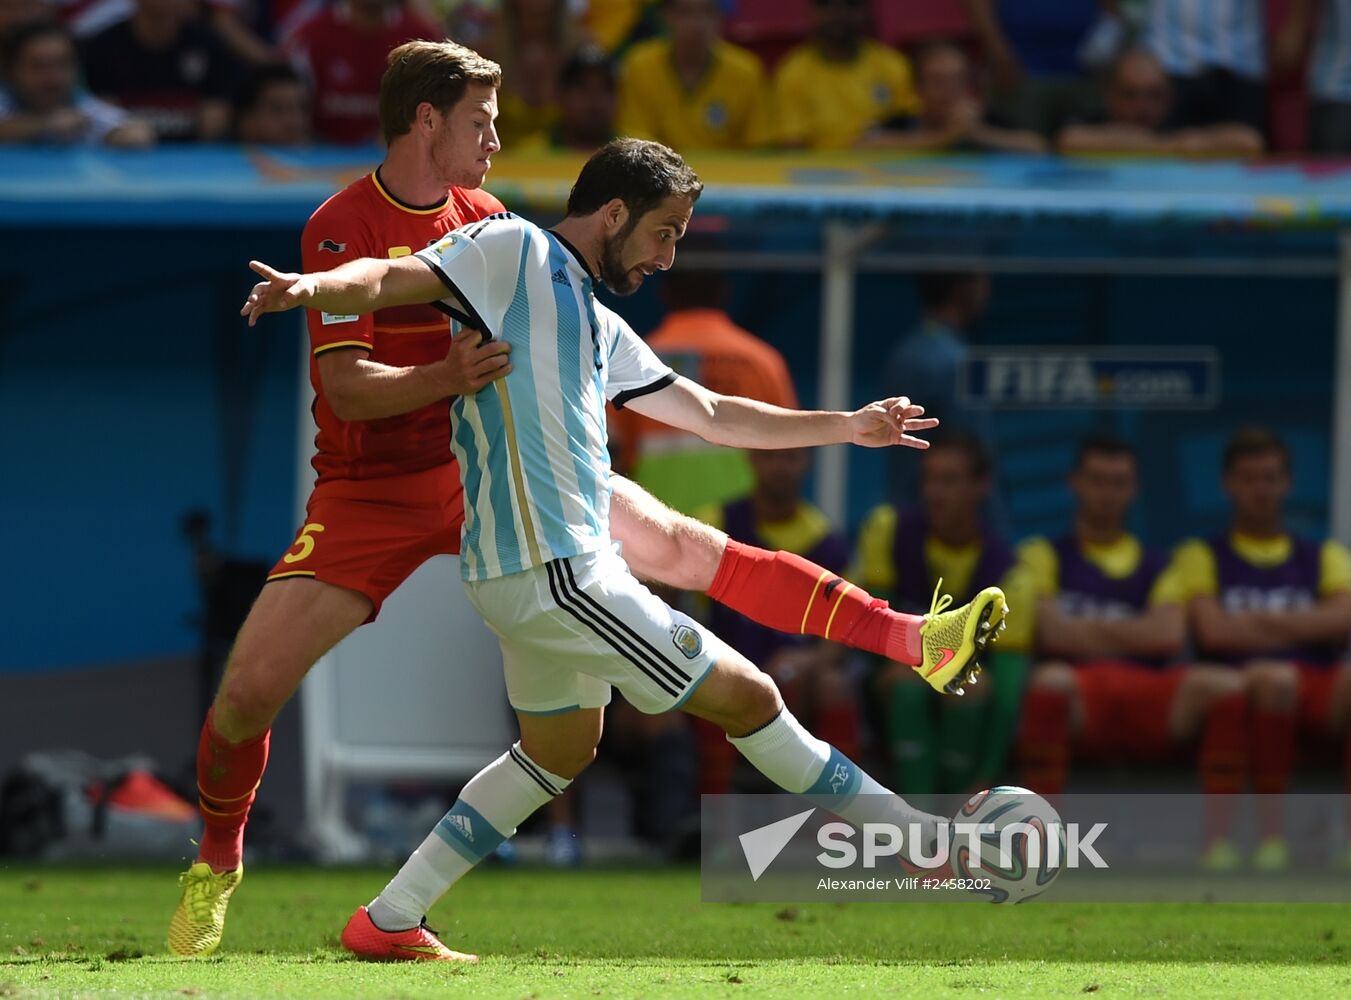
[283,523,325,564]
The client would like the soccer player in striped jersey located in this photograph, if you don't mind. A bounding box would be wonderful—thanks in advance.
[241,138,1010,960]
[170,39,991,961]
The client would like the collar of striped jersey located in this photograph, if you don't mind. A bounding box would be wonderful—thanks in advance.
[546,229,596,283]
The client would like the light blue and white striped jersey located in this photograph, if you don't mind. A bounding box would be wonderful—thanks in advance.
[1144,0,1265,79]
[415,214,676,582]
[1312,0,1351,102]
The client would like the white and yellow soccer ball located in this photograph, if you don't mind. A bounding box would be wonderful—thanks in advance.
[951,785,1065,903]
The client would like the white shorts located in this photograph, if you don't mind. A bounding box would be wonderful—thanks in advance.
[463,547,721,715]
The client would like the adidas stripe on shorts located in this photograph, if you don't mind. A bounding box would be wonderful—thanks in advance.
[463,546,721,715]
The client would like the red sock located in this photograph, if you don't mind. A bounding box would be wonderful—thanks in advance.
[1252,706,1295,841]
[196,708,270,871]
[1018,688,1070,795]
[707,540,923,664]
[1199,693,1247,846]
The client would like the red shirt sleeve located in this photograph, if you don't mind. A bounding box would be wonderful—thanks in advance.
[302,197,377,357]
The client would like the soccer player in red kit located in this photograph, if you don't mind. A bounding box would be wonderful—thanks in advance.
[171,40,996,958]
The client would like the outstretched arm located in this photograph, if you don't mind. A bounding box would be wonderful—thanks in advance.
[240,256,447,327]
[622,376,938,449]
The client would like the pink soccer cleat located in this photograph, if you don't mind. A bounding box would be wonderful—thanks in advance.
[340,906,478,962]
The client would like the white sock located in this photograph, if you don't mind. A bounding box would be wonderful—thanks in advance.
[729,708,942,858]
[367,743,570,931]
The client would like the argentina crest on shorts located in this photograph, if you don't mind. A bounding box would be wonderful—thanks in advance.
[672,623,703,659]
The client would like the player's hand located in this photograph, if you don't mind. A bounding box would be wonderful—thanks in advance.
[848,396,939,449]
[947,98,984,138]
[439,325,512,395]
[44,107,89,141]
[240,260,314,326]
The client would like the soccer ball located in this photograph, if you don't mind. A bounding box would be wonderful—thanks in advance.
[950,785,1064,903]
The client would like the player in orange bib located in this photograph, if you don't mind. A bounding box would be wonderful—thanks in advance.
[169,40,1000,960]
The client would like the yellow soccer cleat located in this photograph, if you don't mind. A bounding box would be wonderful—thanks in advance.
[1252,837,1289,873]
[916,580,1008,695]
[1200,838,1243,872]
[168,861,243,957]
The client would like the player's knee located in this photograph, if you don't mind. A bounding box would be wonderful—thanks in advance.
[1192,667,1246,704]
[727,669,784,734]
[1245,659,1298,710]
[213,675,281,741]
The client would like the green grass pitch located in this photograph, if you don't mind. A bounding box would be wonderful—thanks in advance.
[1,864,1349,998]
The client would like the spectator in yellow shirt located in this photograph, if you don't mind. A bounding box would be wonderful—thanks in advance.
[772,0,919,150]
[516,46,619,153]
[585,0,656,54]
[616,0,772,149]
[490,0,587,146]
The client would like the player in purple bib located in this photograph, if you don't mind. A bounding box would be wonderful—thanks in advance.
[854,432,1030,794]
[1174,427,1351,871]
[1016,435,1249,867]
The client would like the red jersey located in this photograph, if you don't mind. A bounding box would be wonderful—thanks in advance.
[303,171,505,483]
[284,2,442,144]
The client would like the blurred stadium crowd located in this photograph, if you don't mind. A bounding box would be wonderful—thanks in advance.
[3,0,1351,153]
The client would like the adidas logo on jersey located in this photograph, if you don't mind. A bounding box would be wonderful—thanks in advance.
[445,813,474,842]
[551,268,569,286]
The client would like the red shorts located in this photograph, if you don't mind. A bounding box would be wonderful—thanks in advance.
[1073,661,1185,763]
[267,463,464,620]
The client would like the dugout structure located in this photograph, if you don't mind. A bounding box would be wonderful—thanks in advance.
[4,150,1349,852]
